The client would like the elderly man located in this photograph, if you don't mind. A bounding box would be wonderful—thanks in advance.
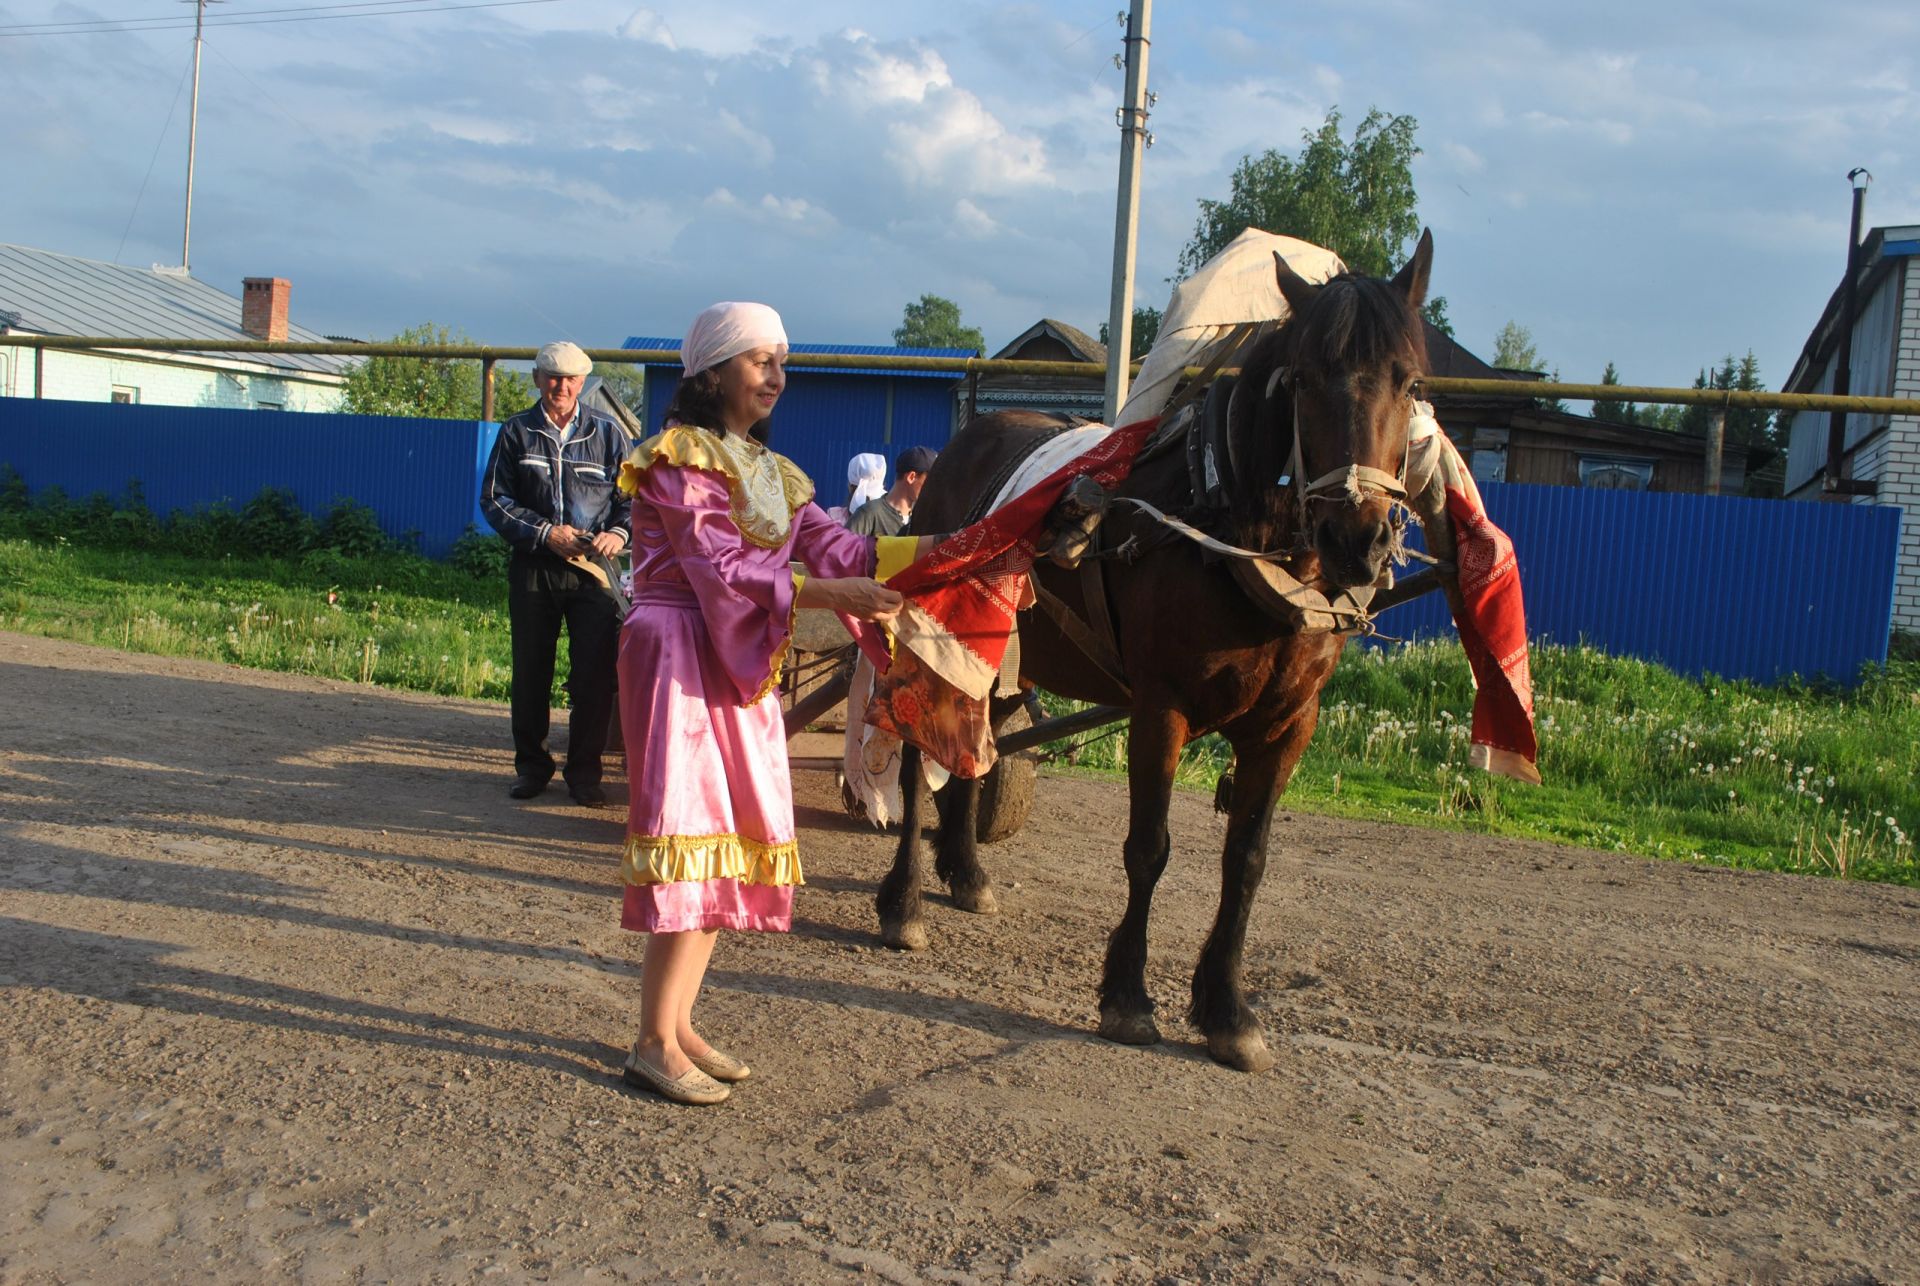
[848,444,937,537]
[480,341,631,806]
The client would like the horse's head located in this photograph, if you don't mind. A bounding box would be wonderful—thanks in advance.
[1271,230,1433,590]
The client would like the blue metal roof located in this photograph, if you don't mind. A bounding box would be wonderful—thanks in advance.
[621,336,969,380]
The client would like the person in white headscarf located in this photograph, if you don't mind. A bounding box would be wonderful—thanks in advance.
[830,452,888,526]
[610,301,941,1106]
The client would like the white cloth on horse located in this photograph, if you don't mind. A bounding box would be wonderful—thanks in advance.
[841,423,1118,827]
[1116,229,1346,426]
[840,652,949,828]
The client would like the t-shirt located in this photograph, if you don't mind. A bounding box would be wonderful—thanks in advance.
[847,498,908,537]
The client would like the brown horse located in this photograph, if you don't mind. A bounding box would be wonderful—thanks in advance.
[875,231,1435,1071]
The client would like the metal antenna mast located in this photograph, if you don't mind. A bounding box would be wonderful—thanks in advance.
[181,0,222,270]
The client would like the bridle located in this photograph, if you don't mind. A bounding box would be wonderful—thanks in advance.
[1268,360,1418,546]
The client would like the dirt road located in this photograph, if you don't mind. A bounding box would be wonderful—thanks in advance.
[2,631,1916,1283]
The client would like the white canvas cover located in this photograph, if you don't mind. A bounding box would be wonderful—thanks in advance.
[1116,229,1346,425]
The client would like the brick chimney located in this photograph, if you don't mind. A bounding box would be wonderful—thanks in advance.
[241,277,291,341]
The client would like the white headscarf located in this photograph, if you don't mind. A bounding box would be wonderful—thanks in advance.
[847,452,888,509]
[681,301,789,378]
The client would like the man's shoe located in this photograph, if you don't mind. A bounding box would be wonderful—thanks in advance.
[509,775,550,800]
[569,782,607,807]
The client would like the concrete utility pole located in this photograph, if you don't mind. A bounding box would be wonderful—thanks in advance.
[181,0,221,271]
[1103,0,1152,424]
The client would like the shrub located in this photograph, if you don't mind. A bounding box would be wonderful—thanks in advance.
[448,525,511,579]
[165,500,245,557]
[238,487,317,557]
[316,497,391,557]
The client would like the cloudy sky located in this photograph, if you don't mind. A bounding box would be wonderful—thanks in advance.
[5,0,1917,396]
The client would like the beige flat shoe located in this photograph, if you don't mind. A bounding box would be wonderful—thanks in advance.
[622,1049,730,1106]
[689,1048,752,1083]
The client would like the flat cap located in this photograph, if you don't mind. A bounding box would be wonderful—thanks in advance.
[535,340,592,377]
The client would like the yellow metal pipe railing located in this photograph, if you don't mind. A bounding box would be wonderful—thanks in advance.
[4,333,1918,415]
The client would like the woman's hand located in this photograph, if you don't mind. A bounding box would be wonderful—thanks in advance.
[798,576,904,624]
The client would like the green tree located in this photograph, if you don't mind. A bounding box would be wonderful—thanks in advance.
[1491,321,1542,374]
[894,295,984,353]
[1420,295,1455,338]
[1678,352,1772,448]
[1098,305,1163,361]
[1592,361,1638,423]
[1177,106,1422,281]
[342,323,534,421]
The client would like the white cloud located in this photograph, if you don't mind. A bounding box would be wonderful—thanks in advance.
[619,8,678,49]
[952,198,998,239]
[1441,142,1486,174]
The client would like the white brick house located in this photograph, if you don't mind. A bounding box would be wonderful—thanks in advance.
[1782,223,1920,634]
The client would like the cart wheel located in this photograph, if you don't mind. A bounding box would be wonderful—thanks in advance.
[976,703,1037,844]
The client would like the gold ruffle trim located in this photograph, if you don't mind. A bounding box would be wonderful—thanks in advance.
[621,831,804,888]
[747,626,795,708]
[620,426,814,549]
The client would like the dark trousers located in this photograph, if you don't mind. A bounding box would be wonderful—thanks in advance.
[507,552,621,787]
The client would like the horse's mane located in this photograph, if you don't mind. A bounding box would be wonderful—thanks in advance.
[1285,273,1428,371]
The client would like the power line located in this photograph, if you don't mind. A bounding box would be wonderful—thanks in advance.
[0,0,433,32]
[115,57,195,265]
[0,0,560,38]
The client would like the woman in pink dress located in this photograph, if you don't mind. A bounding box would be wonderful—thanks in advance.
[615,302,926,1106]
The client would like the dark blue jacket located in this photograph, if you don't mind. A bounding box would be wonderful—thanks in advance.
[480,403,632,555]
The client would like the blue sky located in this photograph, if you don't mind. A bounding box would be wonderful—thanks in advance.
[5,0,1917,397]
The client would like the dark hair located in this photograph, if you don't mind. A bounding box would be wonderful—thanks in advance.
[661,364,771,444]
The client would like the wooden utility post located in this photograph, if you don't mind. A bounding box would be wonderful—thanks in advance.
[1705,407,1725,495]
[1102,0,1152,424]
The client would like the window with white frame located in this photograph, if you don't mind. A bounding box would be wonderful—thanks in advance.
[1578,456,1654,490]
[111,385,139,405]
[256,400,284,412]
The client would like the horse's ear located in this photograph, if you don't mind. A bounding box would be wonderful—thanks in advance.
[1273,251,1320,318]
[1391,228,1434,310]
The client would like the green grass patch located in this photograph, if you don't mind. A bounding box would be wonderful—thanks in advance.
[0,538,523,702]
[1033,639,1919,886]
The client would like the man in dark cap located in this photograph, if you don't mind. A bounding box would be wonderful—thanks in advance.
[479,341,630,806]
[848,444,937,537]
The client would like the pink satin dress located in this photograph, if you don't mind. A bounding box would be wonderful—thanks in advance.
[617,447,884,934]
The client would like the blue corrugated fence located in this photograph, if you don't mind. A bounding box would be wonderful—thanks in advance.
[1372,482,1901,682]
[0,395,492,558]
[0,396,1903,683]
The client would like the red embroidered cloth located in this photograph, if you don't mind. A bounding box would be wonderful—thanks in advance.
[866,417,1540,785]
[1444,484,1540,782]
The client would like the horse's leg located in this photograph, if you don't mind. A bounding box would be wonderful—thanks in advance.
[933,776,996,914]
[1097,708,1185,1047]
[1189,721,1312,1072]
[875,743,930,951]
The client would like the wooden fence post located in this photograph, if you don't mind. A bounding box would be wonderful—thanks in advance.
[481,358,495,423]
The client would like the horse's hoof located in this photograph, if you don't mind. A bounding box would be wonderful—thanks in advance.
[880,919,929,952]
[1207,1029,1276,1073]
[1097,1010,1161,1046]
[949,883,998,915]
